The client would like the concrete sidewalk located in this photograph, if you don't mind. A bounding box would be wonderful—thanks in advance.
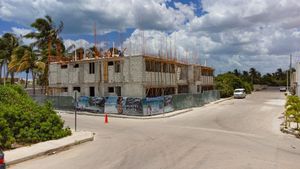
[57,97,232,119]
[58,108,193,119]
[5,131,94,166]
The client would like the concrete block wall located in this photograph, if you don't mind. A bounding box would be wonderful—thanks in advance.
[73,83,101,96]
[60,68,69,84]
[83,62,97,83]
[101,83,123,96]
[123,83,144,97]
[107,65,114,82]
[107,65,123,83]
[121,56,144,97]
[68,64,80,84]
[188,85,195,93]
[145,72,176,85]
[176,67,181,80]
[49,64,58,85]
[123,56,144,83]
[188,65,194,83]
[177,66,188,80]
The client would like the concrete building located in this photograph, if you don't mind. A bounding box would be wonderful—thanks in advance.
[48,55,214,97]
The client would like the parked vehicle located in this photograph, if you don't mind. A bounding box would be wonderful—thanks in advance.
[234,88,246,99]
[279,87,287,92]
[0,150,5,169]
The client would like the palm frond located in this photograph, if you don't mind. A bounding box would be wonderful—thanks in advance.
[17,61,30,72]
[34,61,46,71]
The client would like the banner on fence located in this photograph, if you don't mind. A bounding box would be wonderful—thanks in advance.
[104,96,126,114]
[142,96,164,115]
[164,95,174,113]
[105,96,117,114]
[77,96,89,110]
[88,97,105,113]
[71,90,220,115]
[77,96,105,113]
[124,98,143,115]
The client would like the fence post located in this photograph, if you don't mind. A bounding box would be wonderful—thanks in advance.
[74,92,77,132]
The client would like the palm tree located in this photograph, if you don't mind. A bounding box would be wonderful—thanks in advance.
[25,15,64,53]
[249,67,261,84]
[233,69,240,77]
[8,46,30,87]
[0,37,5,83]
[8,46,45,95]
[25,15,64,93]
[0,33,19,84]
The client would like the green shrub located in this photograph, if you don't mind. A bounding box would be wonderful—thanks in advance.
[242,82,252,94]
[0,118,15,149]
[215,73,253,98]
[0,85,71,149]
[285,95,300,130]
[285,96,300,108]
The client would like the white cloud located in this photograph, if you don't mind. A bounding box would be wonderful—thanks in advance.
[10,27,35,45]
[11,27,31,36]
[2,0,300,74]
[174,2,195,21]
[0,0,194,33]
[122,0,300,73]
[64,39,93,50]
[63,39,107,52]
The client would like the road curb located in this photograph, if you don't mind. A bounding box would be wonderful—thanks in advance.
[280,124,300,139]
[58,109,193,120]
[6,131,94,166]
[212,97,233,104]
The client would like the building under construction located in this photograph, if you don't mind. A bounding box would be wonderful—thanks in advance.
[48,52,214,98]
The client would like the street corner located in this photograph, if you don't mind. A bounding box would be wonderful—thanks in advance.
[5,131,94,166]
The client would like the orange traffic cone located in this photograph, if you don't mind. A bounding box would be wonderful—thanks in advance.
[105,113,108,124]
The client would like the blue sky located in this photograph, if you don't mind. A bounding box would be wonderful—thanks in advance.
[1,0,300,79]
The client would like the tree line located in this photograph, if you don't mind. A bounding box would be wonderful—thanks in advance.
[229,67,294,86]
[215,67,294,97]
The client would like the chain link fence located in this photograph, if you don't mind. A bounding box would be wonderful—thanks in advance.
[32,96,74,110]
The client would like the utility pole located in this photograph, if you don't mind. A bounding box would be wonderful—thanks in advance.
[289,54,292,92]
[286,70,289,91]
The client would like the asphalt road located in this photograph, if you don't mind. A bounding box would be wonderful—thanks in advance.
[11,88,300,169]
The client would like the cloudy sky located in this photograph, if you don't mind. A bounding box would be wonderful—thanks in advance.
[1,0,300,75]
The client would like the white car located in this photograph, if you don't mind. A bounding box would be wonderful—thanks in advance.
[234,88,246,99]
[279,87,287,92]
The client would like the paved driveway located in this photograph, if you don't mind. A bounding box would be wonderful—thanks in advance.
[11,88,300,169]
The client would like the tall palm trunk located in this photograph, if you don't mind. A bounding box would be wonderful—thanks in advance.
[4,59,9,81]
[0,62,2,83]
[44,67,49,95]
[32,71,36,95]
[10,72,14,84]
[5,71,9,80]
[25,69,29,88]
